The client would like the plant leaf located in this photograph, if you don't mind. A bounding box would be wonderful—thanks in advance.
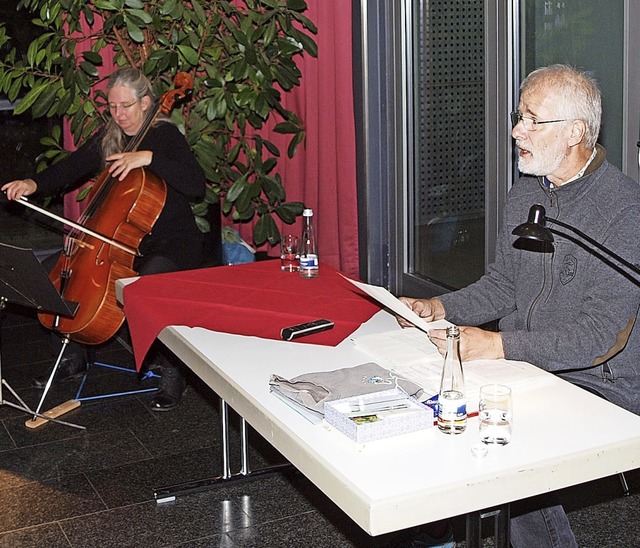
[177,44,199,66]
[125,18,144,43]
[254,213,279,246]
[226,176,249,203]
[13,82,47,114]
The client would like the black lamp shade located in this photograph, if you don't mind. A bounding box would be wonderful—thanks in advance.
[512,204,554,243]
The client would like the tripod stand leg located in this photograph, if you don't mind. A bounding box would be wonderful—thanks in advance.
[24,336,83,429]
[2,378,35,414]
[3,380,84,430]
[0,300,84,430]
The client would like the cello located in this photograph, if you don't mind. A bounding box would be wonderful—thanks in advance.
[36,72,194,345]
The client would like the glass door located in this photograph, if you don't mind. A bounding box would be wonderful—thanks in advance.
[356,0,511,295]
[409,0,487,291]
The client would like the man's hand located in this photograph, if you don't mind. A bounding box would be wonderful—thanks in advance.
[428,326,504,361]
[397,297,445,328]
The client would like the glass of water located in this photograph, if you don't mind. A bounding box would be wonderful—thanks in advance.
[479,384,512,445]
[280,234,299,272]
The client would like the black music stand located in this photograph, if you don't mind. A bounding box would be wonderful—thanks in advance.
[0,242,84,429]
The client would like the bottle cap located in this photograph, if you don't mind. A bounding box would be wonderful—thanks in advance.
[303,208,313,217]
[446,325,460,337]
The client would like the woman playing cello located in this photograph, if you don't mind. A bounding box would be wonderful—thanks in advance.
[2,66,208,411]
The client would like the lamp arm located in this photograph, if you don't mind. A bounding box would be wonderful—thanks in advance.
[547,219,640,278]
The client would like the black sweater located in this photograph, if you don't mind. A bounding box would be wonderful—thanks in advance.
[33,122,207,270]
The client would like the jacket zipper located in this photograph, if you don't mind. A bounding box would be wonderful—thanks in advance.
[527,179,556,330]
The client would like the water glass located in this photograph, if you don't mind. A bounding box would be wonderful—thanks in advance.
[280,234,299,272]
[479,384,512,445]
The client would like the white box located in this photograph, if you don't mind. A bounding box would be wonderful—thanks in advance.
[324,388,433,443]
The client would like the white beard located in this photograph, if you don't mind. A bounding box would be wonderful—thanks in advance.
[517,137,568,177]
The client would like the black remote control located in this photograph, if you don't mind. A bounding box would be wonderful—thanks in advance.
[281,319,335,341]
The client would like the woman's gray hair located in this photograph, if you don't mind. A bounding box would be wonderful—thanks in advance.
[521,64,601,149]
[101,67,157,160]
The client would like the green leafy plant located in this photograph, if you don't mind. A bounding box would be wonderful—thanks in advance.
[0,0,317,246]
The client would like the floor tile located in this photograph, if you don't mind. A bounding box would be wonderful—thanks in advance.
[0,523,72,548]
[59,494,247,548]
[0,473,105,532]
[0,424,15,451]
[224,510,386,548]
[86,446,221,508]
[126,390,221,457]
[0,428,150,487]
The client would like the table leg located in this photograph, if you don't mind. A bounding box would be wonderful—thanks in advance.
[466,510,482,547]
[153,398,291,503]
[466,504,510,547]
[221,397,231,479]
[494,503,510,547]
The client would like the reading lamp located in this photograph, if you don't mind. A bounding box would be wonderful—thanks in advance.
[512,204,640,283]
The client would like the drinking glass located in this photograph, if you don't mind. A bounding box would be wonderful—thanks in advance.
[479,384,512,445]
[280,235,299,272]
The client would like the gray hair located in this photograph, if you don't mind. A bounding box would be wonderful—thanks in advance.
[101,67,157,160]
[107,66,156,103]
[521,64,601,149]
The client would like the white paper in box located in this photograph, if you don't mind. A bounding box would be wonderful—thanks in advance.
[324,388,433,443]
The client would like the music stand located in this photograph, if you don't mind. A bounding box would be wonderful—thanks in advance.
[0,242,84,429]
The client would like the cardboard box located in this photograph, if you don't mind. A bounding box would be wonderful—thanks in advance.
[324,388,433,443]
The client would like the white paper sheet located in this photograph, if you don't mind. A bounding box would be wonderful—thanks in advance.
[341,275,453,333]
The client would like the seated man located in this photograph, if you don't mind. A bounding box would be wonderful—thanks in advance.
[400,64,640,548]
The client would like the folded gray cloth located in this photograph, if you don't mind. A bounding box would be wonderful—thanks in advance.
[269,362,423,418]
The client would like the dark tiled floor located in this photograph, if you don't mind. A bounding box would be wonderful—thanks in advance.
[1,202,640,547]
[0,304,389,548]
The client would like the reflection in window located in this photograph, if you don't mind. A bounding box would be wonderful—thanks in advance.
[410,0,486,290]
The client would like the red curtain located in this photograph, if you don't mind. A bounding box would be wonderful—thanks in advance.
[64,1,360,277]
[232,1,360,277]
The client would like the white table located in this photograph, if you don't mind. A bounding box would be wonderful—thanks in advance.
[141,308,640,542]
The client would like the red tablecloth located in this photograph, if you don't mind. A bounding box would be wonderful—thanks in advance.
[122,261,381,369]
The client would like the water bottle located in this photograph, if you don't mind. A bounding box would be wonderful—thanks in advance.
[299,208,318,278]
[437,325,467,434]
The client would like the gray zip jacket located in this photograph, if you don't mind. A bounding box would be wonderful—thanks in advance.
[439,146,640,414]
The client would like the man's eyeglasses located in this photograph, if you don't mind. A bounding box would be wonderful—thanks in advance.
[108,100,138,113]
[510,112,569,132]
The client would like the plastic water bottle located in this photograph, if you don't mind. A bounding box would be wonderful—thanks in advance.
[299,208,319,278]
[437,325,467,434]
